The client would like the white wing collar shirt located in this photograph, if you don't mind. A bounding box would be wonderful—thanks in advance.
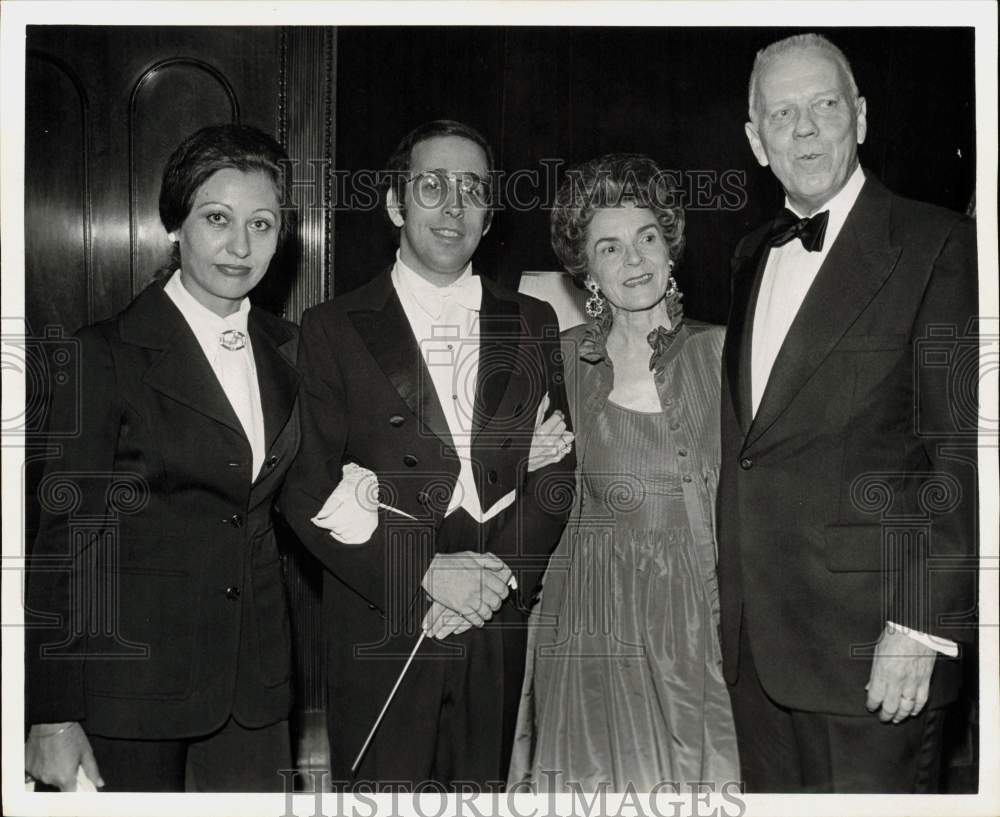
[748,167,956,658]
[392,252,516,523]
[750,163,866,415]
[164,269,265,480]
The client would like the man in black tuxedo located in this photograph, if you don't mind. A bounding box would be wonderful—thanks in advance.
[717,34,977,792]
[282,120,574,787]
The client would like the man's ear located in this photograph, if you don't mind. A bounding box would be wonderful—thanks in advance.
[386,187,405,228]
[745,121,769,168]
[855,96,868,145]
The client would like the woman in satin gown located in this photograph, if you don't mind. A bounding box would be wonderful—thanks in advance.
[509,154,739,791]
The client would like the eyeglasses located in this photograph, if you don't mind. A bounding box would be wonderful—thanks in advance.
[403,169,491,208]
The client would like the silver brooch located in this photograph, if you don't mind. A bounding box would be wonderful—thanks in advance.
[219,329,247,351]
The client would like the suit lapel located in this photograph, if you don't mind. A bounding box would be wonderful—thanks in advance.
[747,178,901,447]
[248,309,300,452]
[726,236,770,436]
[472,283,520,439]
[123,282,247,439]
[347,272,454,451]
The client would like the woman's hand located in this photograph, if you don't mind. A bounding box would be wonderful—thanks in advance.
[528,393,574,473]
[25,721,103,791]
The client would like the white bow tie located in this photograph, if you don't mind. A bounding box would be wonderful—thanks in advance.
[414,274,482,319]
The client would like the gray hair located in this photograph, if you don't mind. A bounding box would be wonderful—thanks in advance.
[748,33,859,122]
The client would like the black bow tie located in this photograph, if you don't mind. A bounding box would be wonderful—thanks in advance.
[767,208,830,252]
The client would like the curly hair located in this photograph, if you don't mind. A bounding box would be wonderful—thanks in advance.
[550,153,685,284]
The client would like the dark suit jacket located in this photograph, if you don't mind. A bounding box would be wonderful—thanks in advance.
[717,174,977,715]
[281,269,575,772]
[26,279,301,739]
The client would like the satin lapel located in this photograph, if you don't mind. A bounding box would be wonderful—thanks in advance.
[347,287,455,451]
[726,238,770,437]
[248,310,300,451]
[747,186,901,448]
[141,304,246,439]
[472,285,520,439]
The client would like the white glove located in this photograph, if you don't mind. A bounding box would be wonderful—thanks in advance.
[310,463,379,544]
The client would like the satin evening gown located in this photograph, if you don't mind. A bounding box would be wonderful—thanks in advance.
[509,313,739,791]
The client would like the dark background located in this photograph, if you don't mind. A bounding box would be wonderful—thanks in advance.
[334,27,976,323]
[21,24,979,788]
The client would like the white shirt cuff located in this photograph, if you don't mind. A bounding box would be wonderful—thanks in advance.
[887,621,959,657]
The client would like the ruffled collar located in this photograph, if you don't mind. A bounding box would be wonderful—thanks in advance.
[579,288,685,371]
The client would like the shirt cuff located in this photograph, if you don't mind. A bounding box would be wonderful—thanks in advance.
[887,621,959,658]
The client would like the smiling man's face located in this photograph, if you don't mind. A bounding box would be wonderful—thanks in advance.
[745,46,867,214]
[388,134,490,286]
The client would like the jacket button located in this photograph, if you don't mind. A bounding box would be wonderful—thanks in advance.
[225,586,241,600]
[740,457,753,470]
[682,474,693,483]
[487,470,498,484]
[500,437,512,449]
[229,513,244,528]
[389,415,406,427]
[678,449,688,457]
[266,455,279,469]
[403,454,419,468]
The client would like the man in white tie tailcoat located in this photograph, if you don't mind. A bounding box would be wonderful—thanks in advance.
[282,120,575,788]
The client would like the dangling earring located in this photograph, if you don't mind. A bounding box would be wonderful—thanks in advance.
[585,280,606,318]
[167,232,178,243]
[665,261,681,299]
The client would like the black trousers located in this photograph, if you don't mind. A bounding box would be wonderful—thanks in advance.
[87,717,291,792]
[345,507,527,789]
[728,622,946,793]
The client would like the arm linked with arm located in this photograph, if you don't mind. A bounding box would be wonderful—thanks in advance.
[279,308,438,617]
[487,304,577,606]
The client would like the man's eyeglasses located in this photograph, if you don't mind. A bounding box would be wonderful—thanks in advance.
[403,169,492,209]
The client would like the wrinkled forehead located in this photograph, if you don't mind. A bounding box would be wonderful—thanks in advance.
[757,47,851,105]
[409,134,489,176]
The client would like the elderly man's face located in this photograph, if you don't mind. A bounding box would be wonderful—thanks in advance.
[745,47,867,214]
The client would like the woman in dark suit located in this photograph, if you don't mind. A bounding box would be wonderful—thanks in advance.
[24,124,300,792]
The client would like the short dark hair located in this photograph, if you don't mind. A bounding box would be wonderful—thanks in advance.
[383,119,495,226]
[550,153,685,284]
[159,123,293,247]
